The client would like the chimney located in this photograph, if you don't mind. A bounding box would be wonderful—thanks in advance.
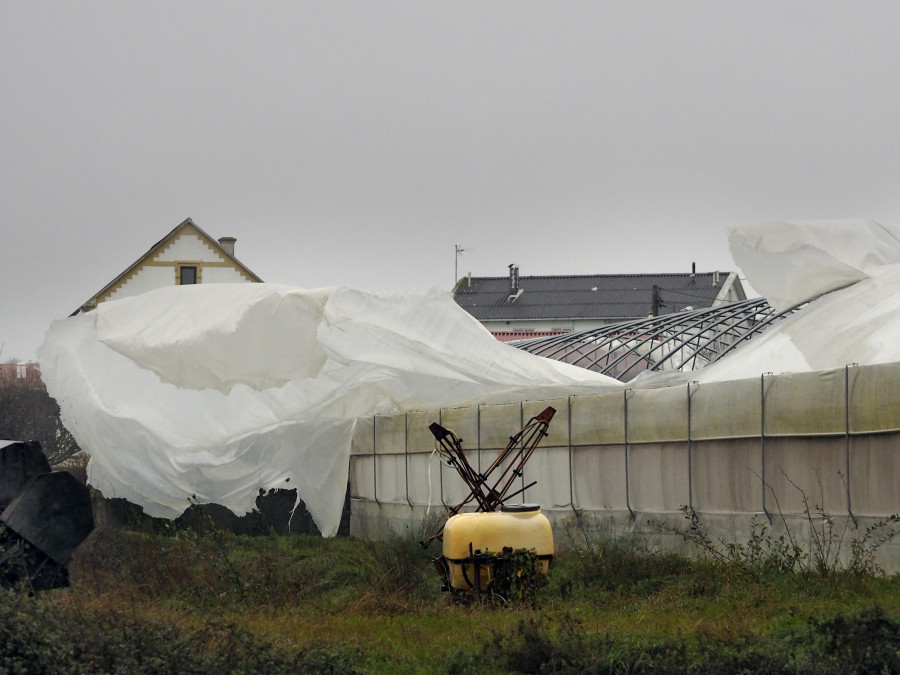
[507,264,523,303]
[218,237,236,256]
[691,262,696,277]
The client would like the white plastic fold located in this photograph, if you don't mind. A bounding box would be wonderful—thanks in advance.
[39,220,900,534]
[38,284,619,535]
[728,219,900,311]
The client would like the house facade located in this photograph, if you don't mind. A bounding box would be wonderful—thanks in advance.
[72,218,262,315]
[0,362,41,388]
[454,264,746,341]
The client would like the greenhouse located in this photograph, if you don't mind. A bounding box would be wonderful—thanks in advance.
[510,297,798,382]
[36,219,900,569]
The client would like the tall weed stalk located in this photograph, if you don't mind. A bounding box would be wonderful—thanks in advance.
[659,470,900,580]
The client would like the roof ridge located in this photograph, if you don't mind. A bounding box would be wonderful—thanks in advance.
[465,271,726,280]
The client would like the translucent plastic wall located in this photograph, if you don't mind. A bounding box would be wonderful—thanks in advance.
[350,361,900,571]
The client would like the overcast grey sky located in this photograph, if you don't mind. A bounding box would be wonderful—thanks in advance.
[3,2,900,362]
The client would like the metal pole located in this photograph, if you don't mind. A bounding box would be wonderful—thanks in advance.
[373,415,380,507]
[454,244,468,286]
[477,403,482,474]
[438,408,447,509]
[624,390,635,519]
[520,401,526,500]
[845,364,857,524]
[687,382,694,512]
[761,373,770,523]
[405,412,413,509]
[568,395,577,516]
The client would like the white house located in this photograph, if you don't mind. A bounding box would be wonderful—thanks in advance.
[72,218,263,315]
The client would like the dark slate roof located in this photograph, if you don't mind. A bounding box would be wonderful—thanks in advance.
[453,272,736,321]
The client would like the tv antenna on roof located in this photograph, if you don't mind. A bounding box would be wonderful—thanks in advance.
[454,244,473,287]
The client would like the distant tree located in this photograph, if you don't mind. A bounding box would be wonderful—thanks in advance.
[0,361,82,465]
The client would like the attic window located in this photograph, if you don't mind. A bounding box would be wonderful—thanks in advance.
[178,265,198,285]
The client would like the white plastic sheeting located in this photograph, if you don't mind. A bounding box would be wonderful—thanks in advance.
[38,284,618,535]
[728,219,900,312]
[39,219,900,536]
[697,220,900,382]
[694,266,900,381]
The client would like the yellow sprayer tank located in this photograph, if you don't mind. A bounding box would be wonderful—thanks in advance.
[441,504,554,592]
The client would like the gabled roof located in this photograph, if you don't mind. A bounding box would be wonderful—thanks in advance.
[72,218,263,315]
[453,271,743,322]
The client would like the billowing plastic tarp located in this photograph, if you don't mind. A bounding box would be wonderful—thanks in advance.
[38,284,619,535]
[695,262,900,382]
[728,219,900,312]
[39,220,900,536]
[676,219,900,382]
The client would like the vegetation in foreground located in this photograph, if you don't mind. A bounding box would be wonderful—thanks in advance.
[2,510,900,674]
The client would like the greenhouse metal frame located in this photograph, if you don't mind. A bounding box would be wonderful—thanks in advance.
[511,298,798,382]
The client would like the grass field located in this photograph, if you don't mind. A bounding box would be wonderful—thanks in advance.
[3,509,900,674]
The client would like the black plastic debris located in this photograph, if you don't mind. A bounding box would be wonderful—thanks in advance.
[0,440,52,509]
[0,440,94,592]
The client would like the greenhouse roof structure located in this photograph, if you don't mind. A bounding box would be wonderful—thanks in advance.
[510,297,799,382]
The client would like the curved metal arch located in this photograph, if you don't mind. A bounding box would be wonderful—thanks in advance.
[517,302,735,378]
[644,301,772,372]
[511,298,798,382]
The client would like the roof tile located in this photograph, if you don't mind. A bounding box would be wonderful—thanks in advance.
[454,272,733,320]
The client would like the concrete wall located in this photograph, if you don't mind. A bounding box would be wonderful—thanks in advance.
[349,362,900,572]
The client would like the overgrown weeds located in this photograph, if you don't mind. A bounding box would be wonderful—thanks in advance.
[452,606,900,674]
[666,506,805,580]
[657,473,900,582]
[0,587,362,674]
[74,522,438,613]
[8,504,900,674]
[555,513,697,598]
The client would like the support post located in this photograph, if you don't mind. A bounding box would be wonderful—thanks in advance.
[477,404,482,473]
[687,382,695,512]
[624,389,635,520]
[845,364,857,525]
[760,373,771,523]
[568,396,578,516]
[373,415,380,507]
[405,412,413,508]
